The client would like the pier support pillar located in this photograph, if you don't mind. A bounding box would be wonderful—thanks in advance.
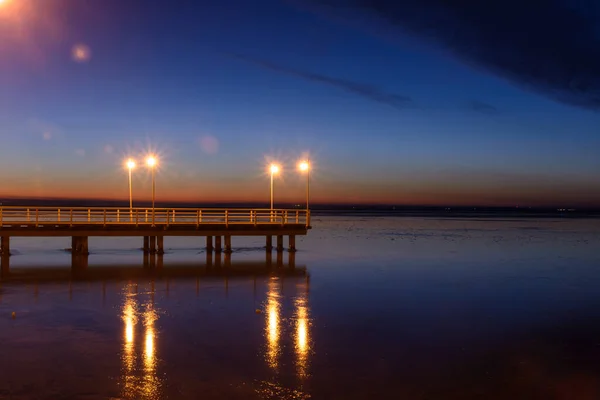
[206,236,214,252]
[143,236,150,253]
[288,251,296,269]
[157,236,164,255]
[288,235,296,252]
[206,251,213,267]
[224,252,232,267]
[266,236,273,251]
[81,236,89,255]
[149,236,157,254]
[0,236,10,256]
[276,235,284,252]
[224,235,232,254]
[215,236,222,253]
[71,236,88,255]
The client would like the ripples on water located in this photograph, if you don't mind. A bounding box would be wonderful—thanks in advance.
[0,216,600,399]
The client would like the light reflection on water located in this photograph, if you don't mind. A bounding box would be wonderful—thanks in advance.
[265,277,281,371]
[295,285,310,379]
[120,283,161,399]
[259,277,312,399]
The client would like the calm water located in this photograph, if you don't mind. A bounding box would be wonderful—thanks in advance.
[1,216,600,399]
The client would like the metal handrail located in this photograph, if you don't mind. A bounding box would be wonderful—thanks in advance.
[0,206,310,227]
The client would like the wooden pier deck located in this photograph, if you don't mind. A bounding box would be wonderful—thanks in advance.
[0,206,311,256]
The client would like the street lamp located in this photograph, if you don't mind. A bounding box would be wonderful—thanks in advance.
[126,159,135,218]
[146,156,157,224]
[298,161,310,208]
[270,164,279,211]
[298,160,310,226]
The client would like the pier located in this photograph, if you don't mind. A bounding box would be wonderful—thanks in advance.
[0,206,311,261]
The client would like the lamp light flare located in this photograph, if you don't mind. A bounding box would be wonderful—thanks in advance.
[126,159,136,170]
[299,161,309,172]
[146,156,157,168]
[270,164,280,174]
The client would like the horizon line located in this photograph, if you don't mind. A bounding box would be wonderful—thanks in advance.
[0,196,599,211]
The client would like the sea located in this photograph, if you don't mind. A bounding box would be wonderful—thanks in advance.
[1,214,600,399]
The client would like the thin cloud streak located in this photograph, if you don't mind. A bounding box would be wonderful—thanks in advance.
[230,53,416,110]
[303,0,600,111]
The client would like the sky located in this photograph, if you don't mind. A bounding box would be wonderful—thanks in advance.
[1,0,599,207]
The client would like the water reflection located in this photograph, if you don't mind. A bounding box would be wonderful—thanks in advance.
[120,282,161,399]
[295,286,310,379]
[265,277,281,370]
[122,285,137,373]
[260,277,312,399]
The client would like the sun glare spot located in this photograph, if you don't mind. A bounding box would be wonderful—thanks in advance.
[71,44,91,63]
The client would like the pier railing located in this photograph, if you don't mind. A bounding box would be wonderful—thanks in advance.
[0,206,310,227]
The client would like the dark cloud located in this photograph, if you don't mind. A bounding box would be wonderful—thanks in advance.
[230,53,415,110]
[303,0,600,111]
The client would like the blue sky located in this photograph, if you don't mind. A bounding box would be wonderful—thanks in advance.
[1,0,599,206]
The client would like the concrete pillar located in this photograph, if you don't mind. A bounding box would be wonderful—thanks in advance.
[288,235,296,252]
[215,236,222,253]
[143,236,150,253]
[206,236,214,252]
[157,236,164,255]
[149,236,157,254]
[1,236,10,256]
[224,235,232,254]
[276,235,284,252]
[266,236,273,251]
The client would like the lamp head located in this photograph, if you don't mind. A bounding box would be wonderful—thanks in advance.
[299,161,309,172]
[146,156,157,168]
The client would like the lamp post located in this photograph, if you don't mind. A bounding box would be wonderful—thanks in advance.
[269,164,279,222]
[126,159,135,220]
[270,164,279,210]
[298,160,310,226]
[146,156,157,225]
